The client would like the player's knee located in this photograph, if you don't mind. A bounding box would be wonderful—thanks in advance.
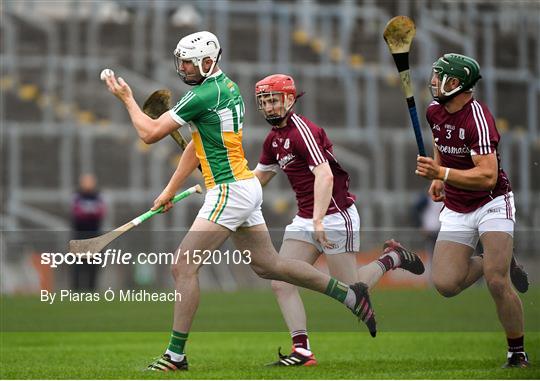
[271,279,295,296]
[251,264,274,280]
[251,256,283,280]
[433,281,461,298]
[485,275,509,298]
[170,261,197,280]
[170,263,183,280]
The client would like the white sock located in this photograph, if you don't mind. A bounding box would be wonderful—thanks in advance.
[165,349,185,362]
[344,288,356,309]
[294,347,312,356]
[388,250,401,267]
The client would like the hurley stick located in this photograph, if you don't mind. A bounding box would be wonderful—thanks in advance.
[383,16,426,156]
[69,185,202,254]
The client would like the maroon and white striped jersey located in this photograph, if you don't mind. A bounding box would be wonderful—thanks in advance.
[426,98,512,213]
[257,113,356,218]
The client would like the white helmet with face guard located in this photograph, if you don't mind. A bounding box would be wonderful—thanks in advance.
[173,31,222,85]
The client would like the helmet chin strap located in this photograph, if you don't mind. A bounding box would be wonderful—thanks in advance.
[265,115,286,126]
[432,74,477,104]
[198,49,222,78]
[432,88,453,104]
[439,74,463,97]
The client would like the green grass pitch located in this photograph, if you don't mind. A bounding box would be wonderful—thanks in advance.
[1,288,539,379]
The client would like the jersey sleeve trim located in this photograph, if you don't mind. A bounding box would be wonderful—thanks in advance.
[168,109,187,126]
[256,163,280,173]
[170,91,200,126]
[291,114,327,166]
[471,100,492,155]
[174,91,196,112]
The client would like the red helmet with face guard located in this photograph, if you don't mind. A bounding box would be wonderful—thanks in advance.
[255,74,298,126]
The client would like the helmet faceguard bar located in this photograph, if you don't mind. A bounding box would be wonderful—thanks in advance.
[173,48,222,78]
[256,91,295,126]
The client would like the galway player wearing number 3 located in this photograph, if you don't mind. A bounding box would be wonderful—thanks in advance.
[416,53,529,368]
[253,74,425,367]
[103,31,385,372]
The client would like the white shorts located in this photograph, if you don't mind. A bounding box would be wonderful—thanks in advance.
[197,177,265,231]
[283,204,360,255]
[437,192,516,248]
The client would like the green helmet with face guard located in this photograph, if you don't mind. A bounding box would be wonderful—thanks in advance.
[431,53,481,102]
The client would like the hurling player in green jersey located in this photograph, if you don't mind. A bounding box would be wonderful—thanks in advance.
[104,31,378,371]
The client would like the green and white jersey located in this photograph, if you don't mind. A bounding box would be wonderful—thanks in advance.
[169,70,253,189]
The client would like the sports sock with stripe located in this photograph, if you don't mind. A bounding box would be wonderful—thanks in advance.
[507,335,524,353]
[291,329,310,352]
[375,250,401,272]
[325,278,357,310]
[325,278,349,302]
[166,330,188,361]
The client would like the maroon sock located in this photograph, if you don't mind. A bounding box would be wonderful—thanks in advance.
[376,255,395,272]
[291,330,310,351]
[507,336,524,352]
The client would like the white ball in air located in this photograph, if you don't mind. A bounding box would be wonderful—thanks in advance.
[100,68,114,81]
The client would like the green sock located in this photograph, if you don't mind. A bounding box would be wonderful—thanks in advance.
[325,278,349,303]
[167,330,188,355]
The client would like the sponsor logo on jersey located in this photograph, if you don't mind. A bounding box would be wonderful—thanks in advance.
[437,144,470,155]
[432,124,441,131]
[444,124,455,130]
[459,128,465,140]
[278,153,295,169]
[284,138,290,149]
[272,140,278,148]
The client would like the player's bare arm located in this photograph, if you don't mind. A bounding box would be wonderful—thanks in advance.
[253,168,276,187]
[416,153,498,191]
[152,140,200,212]
[104,73,181,144]
[312,162,334,249]
[429,139,445,201]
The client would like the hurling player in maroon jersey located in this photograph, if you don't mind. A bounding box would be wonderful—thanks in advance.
[253,74,425,367]
[415,54,529,368]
